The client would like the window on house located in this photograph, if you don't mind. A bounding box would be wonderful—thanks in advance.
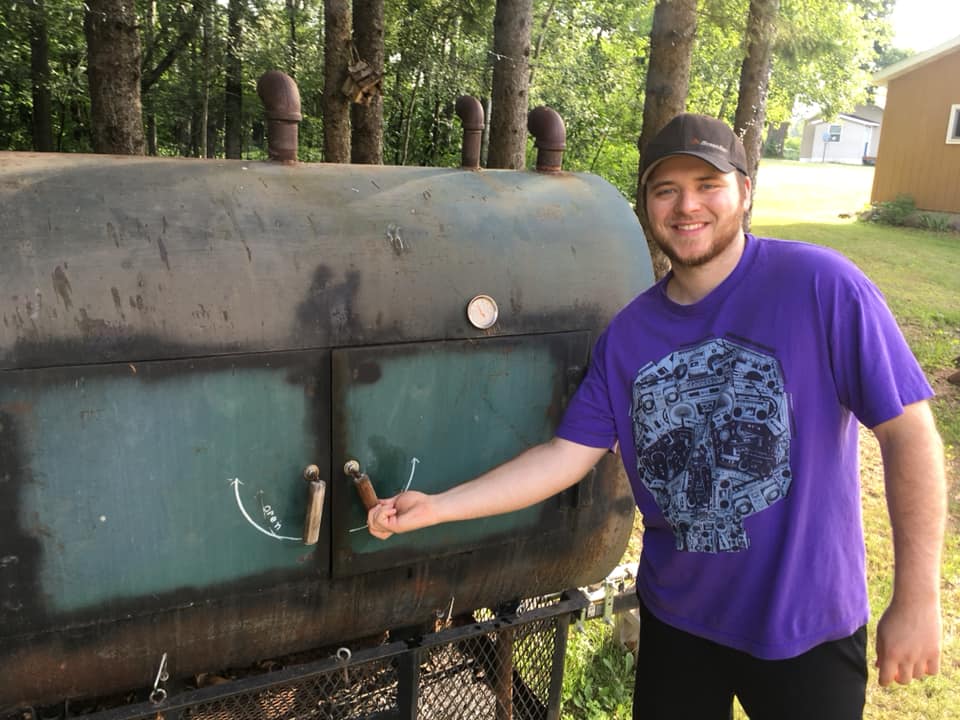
[828,124,842,142]
[947,104,960,144]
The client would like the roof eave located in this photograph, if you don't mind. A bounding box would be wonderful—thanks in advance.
[873,34,960,85]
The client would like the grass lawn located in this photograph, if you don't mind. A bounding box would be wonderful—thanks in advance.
[562,159,960,719]
[752,159,960,720]
[752,160,960,450]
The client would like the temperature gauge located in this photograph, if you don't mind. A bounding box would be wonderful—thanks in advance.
[466,294,499,330]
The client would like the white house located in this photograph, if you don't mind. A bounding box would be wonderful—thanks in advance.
[799,105,883,164]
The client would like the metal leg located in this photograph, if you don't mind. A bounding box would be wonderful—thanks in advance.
[396,647,420,720]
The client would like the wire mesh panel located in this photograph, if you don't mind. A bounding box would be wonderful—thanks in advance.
[8,592,587,720]
[181,656,400,720]
[417,616,558,720]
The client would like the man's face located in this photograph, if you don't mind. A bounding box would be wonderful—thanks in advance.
[644,155,751,269]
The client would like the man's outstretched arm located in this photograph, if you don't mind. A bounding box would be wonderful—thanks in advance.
[872,400,946,686]
[367,437,609,539]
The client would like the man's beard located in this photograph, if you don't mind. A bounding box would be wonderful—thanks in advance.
[651,209,745,269]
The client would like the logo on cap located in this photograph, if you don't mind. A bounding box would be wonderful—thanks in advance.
[692,137,728,154]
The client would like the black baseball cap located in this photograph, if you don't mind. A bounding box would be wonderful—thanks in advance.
[640,114,748,186]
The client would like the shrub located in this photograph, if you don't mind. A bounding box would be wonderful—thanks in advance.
[782,136,801,161]
[870,194,915,226]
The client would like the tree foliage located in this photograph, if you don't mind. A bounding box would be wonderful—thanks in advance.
[528,1,651,195]
[2,0,895,195]
[1,0,89,151]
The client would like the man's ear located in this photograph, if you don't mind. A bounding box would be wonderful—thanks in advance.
[742,175,753,213]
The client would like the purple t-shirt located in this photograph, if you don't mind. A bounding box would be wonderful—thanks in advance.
[556,235,933,659]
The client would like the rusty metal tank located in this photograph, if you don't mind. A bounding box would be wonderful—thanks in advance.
[0,86,653,710]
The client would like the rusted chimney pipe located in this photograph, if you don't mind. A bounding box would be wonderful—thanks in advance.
[455,96,484,170]
[257,70,302,163]
[527,106,566,173]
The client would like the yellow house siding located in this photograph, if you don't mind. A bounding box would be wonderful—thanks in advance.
[871,49,960,213]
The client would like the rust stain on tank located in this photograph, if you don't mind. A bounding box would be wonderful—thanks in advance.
[157,236,171,271]
[218,198,254,263]
[110,287,125,318]
[0,401,33,416]
[106,222,120,248]
[75,309,114,337]
[52,265,72,309]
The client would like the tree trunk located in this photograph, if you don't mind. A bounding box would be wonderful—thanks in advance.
[141,0,204,95]
[481,95,492,166]
[29,0,53,151]
[144,0,157,155]
[487,0,532,169]
[388,58,404,164]
[528,0,556,86]
[201,0,212,158]
[287,0,299,78]
[400,69,423,166]
[734,0,779,230]
[84,0,145,154]
[323,0,351,163]
[426,94,443,166]
[764,120,788,158]
[716,76,734,121]
[224,0,244,159]
[351,0,384,164]
[635,0,698,279]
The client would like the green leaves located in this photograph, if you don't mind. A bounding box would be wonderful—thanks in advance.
[1,0,896,183]
[562,620,636,719]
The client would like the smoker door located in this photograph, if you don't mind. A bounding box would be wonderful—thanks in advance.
[331,331,592,577]
[0,350,331,638]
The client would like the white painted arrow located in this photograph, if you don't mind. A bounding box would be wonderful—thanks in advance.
[402,457,420,493]
[230,478,300,541]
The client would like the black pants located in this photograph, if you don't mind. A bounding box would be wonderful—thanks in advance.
[633,603,867,720]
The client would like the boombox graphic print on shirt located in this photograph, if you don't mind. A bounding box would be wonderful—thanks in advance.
[631,337,793,553]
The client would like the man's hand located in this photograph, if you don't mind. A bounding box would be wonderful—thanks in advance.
[367,491,435,539]
[876,595,942,686]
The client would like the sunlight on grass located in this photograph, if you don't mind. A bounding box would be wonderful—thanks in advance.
[752,159,876,225]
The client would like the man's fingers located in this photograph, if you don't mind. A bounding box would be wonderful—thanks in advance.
[897,662,913,685]
[367,505,397,539]
[877,658,897,687]
[876,655,939,687]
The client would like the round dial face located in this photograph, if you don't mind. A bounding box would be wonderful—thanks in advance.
[466,294,499,330]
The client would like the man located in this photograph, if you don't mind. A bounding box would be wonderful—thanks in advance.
[368,114,945,719]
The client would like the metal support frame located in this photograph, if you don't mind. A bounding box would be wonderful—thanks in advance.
[17,593,590,720]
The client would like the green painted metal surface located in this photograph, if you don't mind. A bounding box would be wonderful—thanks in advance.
[2,353,327,615]
[333,333,589,575]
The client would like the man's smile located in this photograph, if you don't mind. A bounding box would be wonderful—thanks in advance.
[674,221,709,232]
